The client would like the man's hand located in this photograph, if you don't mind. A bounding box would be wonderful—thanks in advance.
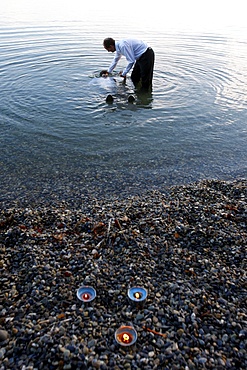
[119,72,126,82]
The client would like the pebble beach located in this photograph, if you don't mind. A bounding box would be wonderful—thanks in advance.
[0,179,246,369]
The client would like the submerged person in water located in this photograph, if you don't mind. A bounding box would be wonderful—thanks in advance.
[101,37,155,91]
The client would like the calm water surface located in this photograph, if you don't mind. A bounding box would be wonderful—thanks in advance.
[1,2,247,202]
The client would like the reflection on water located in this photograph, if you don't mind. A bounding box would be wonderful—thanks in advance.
[0,2,247,201]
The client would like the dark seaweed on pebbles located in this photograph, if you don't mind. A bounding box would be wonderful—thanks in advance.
[0,179,246,369]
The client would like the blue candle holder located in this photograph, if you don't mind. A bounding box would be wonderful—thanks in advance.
[128,286,147,305]
[77,286,96,302]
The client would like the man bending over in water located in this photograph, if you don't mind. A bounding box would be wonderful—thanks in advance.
[101,37,155,91]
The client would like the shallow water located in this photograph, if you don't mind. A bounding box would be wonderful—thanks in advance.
[1,2,247,202]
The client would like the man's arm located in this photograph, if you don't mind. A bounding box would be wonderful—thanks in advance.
[121,61,134,77]
[119,41,136,76]
[107,52,122,74]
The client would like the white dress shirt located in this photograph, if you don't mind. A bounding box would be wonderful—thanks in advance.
[107,39,148,76]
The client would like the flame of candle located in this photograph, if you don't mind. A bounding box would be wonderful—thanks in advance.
[134,292,142,299]
[82,293,90,301]
[121,333,131,343]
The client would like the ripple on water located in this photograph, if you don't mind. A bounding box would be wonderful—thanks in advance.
[0,26,247,198]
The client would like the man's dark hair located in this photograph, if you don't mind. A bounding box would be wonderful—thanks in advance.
[103,38,115,48]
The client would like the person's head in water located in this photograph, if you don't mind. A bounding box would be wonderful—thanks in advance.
[100,70,108,76]
[103,38,116,52]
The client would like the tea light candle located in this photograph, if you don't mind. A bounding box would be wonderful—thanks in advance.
[128,286,147,305]
[115,325,137,346]
[76,286,96,302]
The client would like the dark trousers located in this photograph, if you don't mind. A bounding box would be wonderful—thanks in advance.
[131,47,155,90]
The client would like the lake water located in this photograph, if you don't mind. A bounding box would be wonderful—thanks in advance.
[1,1,247,203]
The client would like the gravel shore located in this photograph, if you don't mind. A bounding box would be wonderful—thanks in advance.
[0,179,246,369]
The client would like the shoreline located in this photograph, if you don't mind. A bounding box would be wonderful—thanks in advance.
[1,168,247,208]
[0,178,246,369]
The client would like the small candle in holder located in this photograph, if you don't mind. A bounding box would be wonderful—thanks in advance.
[115,325,137,347]
[128,286,147,306]
[134,292,142,300]
[77,286,96,303]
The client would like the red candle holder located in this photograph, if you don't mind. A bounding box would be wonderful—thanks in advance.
[115,325,137,347]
